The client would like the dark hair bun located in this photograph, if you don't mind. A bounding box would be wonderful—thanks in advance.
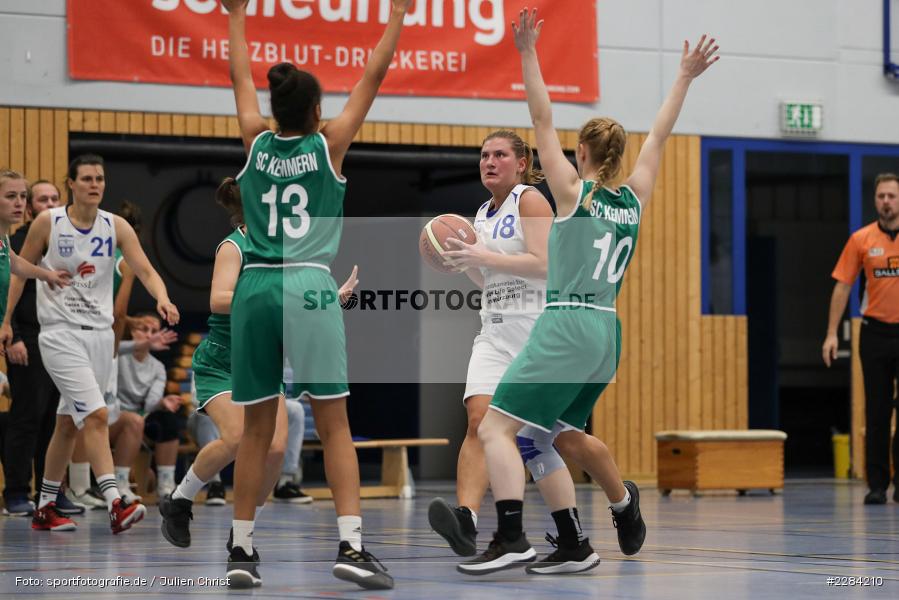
[268,63,299,94]
[267,64,322,134]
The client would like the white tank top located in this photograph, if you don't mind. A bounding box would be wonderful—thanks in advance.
[37,206,117,329]
[473,184,547,318]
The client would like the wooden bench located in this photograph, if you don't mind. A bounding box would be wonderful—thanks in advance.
[655,430,787,496]
[302,438,449,499]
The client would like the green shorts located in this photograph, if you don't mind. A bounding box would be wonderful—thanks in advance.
[231,266,349,404]
[191,338,232,412]
[491,308,621,432]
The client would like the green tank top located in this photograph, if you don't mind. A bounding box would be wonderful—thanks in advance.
[206,228,247,346]
[113,247,124,299]
[546,181,641,309]
[0,235,10,320]
[236,131,346,266]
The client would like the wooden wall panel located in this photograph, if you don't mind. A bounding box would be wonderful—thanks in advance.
[0,108,9,169]
[0,106,752,480]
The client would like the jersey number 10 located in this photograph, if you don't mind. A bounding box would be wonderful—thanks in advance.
[262,184,310,239]
[592,233,633,284]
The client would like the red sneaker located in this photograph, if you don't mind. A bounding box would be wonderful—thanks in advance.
[109,498,146,534]
[32,502,77,531]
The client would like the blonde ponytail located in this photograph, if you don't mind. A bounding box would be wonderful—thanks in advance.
[577,118,626,210]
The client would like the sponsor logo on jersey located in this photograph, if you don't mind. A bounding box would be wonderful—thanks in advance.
[869,247,884,257]
[58,234,75,258]
[77,261,96,278]
[873,256,899,278]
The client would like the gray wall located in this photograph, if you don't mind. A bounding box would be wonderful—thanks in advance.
[2,0,898,142]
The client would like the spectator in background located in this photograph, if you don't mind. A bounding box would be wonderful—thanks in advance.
[118,313,185,499]
[2,180,80,517]
[823,172,899,505]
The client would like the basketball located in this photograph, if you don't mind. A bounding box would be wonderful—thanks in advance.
[419,214,478,273]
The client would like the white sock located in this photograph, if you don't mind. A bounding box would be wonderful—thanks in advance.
[610,488,631,513]
[97,474,121,510]
[114,466,131,491]
[69,462,91,495]
[209,472,221,483]
[337,515,363,552]
[278,473,293,487]
[38,479,61,509]
[255,505,264,520]
[173,466,205,501]
[158,465,176,489]
[232,519,255,554]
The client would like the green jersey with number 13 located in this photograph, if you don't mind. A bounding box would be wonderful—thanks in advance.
[236,131,346,266]
[546,181,641,309]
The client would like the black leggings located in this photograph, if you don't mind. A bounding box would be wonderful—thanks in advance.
[859,319,899,491]
[2,339,60,500]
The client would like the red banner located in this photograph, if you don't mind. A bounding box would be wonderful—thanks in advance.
[67,0,598,103]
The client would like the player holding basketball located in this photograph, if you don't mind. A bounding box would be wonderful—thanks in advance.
[458,10,719,575]
[427,131,601,573]
[159,178,358,549]
[222,0,411,589]
[1,154,179,535]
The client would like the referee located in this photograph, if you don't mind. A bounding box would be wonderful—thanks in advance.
[823,173,899,505]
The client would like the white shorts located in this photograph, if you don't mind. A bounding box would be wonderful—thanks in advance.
[39,327,115,429]
[463,314,538,401]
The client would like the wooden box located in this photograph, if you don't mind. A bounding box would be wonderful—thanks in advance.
[655,430,787,495]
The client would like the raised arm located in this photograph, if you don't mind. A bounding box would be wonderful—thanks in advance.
[321,0,412,175]
[513,9,580,216]
[626,35,719,205]
[223,0,270,151]
[115,216,179,325]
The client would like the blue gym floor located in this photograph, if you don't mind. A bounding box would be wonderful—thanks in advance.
[0,481,896,599]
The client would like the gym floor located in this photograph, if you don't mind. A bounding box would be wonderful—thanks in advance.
[0,480,895,599]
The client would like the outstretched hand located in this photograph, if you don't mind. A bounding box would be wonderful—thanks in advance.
[680,35,719,80]
[149,328,179,352]
[44,269,72,291]
[338,265,360,304]
[512,8,544,53]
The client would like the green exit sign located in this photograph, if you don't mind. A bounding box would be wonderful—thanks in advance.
[781,102,823,136]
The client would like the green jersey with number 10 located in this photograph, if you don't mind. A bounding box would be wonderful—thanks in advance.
[546,181,641,309]
[236,131,346,266]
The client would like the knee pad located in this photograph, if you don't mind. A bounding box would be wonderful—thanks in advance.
[517,424,567,482]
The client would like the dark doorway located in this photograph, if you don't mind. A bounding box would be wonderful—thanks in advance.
[745,152,851,475]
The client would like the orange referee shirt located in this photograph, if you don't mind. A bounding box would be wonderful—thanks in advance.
[832,222,899,323]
